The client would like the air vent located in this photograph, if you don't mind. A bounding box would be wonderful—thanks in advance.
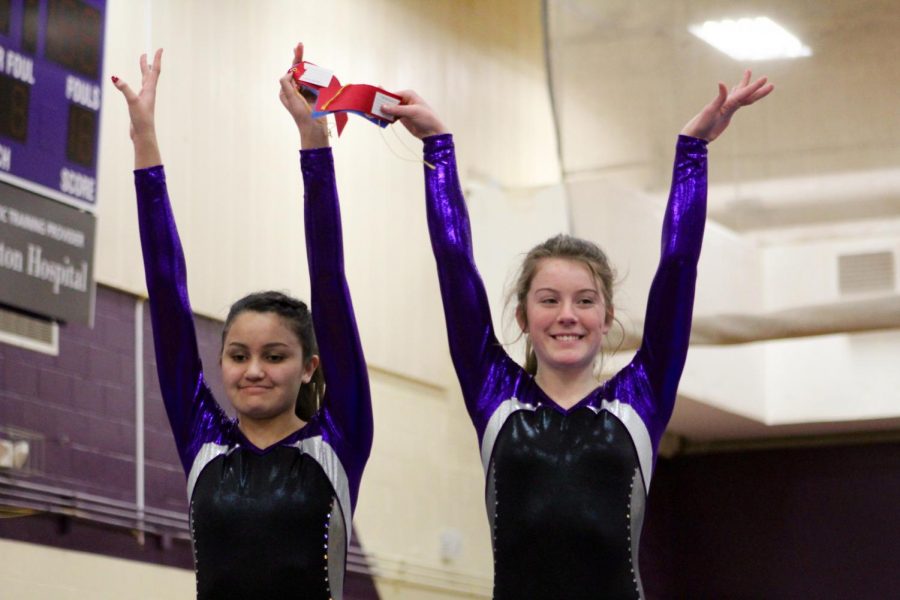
[838,251,896,295]
[0,306,58,355]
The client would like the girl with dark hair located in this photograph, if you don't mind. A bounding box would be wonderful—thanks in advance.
[381,72,772,598]
[113,44,372,599]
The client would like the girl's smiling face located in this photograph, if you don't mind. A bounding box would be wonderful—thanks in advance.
[221,311,317,422]
[518,258,611,378]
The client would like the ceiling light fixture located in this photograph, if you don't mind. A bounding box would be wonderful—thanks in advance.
[689,16,812,61]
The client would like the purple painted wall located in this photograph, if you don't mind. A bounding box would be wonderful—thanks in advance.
[640,442,900,599]
[1,289,137,501]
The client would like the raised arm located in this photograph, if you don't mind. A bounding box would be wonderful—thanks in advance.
[635,71,773,444]
[112,50,163,169]
[279,44,373,496]
[113,50,222,473]
[382,94,509,419]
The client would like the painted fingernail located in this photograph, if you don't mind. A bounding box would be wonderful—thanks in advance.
[111,76,119,84]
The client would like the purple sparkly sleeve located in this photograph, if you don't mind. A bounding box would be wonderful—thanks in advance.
[300,148,373,509]
[134,167,230,475]
[423,134,509,432]
[619,135,708,448]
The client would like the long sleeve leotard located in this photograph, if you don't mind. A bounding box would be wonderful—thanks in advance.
[423,134,707,599]
[135,148,372,600]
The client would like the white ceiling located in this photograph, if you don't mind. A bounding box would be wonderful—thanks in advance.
[546,0,900,445]
[547,0,900,202]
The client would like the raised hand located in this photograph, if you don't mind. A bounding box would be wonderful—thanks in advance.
[112,49,163,168]
[379,90,449,140]
[279,42,329,149]
[681,70,774,143]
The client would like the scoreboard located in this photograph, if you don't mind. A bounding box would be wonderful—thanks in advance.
[0,0,104,324]
[0,0,106,210]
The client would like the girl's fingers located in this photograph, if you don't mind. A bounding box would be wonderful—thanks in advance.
[150,48,163,75]
[745,82,774,105]
[381,103,418,118]
[279,72,296,95]
[742,76,768,97]
[731,77,768,107]
[112,77,139,103]
[715,82,728,106]
[391,89,423,105]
